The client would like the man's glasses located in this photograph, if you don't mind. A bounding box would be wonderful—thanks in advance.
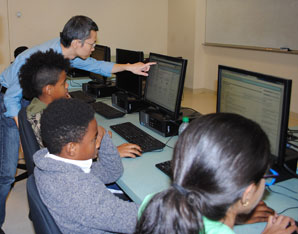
[80,40,96,48]
[263,168,279,186]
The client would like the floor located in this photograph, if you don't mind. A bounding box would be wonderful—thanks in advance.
[2,89,298,234]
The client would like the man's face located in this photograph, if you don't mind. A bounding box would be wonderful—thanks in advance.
[76,30,97,59]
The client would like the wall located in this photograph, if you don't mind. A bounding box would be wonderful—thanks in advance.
[0,0,10,72]
[0,0,168,70]
[194,0,298,114]
[2,0,297,114]
[167,0,196,88]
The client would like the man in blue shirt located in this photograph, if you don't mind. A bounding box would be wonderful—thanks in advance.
[0,15,154,231]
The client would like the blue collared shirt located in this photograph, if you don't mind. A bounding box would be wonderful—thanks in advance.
[0,38,114,117]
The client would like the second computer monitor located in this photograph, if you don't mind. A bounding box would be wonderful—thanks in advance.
[144,53,187,120]
[89,45,111,84]
[217,65,292,168]
[116,48,144,99]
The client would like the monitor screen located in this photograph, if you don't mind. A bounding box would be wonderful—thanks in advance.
[89,45,111,83]
[116,48,144,98]
[144,53,187,120]
[217,65,292,167]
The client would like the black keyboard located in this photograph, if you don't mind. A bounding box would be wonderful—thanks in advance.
[110,122,165,152]
[91,101,125,119]
[69,90,95,103]
[155,160,172,177]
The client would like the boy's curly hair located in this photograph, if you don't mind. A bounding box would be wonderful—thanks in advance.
[40,98,95,154]
[19,49,70,100]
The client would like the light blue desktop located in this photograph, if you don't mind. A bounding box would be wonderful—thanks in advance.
[93,97,298,234]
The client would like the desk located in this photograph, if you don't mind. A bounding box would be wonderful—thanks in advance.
[95,98,175,204]
[95,98,298,233]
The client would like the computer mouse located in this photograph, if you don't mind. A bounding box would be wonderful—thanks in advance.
[123,151,142,158]
[124,154,141,158]
[286,220,298,234]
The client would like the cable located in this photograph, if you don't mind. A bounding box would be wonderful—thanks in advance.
[277,206,298,215]
[165,136,174,149]
[275,184,298,193]
[266,186,298,202]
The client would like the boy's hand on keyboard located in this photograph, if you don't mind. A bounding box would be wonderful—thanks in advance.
[117,143,142,158]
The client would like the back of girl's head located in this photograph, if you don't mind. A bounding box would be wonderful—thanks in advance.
[135,113,271,234]
[40,98,95,155]
[19,49,70,100]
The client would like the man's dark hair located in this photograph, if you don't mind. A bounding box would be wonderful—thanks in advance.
[60,15,98,47]
[135,113,271,234]
[40,98,95,154]
[19,49,70,100]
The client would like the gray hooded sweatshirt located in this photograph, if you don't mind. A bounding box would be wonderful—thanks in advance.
[33,133,139,234]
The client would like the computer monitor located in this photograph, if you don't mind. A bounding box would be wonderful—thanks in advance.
[116,48,144,98]
[217,65,292,168]
[89,44,111,84]
[144,53,187,120]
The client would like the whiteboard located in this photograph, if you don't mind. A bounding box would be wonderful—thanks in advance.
[205,0,298,51]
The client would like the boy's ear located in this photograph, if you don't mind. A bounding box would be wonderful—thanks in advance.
[65,142,78,158]
[43,84,53,96]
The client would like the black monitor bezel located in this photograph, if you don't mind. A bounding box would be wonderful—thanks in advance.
[216,65,292,167]
[144,53,187,120]
[115,48,144,99]
[89,44,111,82]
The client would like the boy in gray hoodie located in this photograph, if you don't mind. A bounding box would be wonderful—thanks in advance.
[34,98,138,234]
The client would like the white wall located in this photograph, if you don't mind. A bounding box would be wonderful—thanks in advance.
[0,0,168,71]
[2,0,298,114]
[0,0,10,72]
[194,0,298,114]
[167,0,196,88]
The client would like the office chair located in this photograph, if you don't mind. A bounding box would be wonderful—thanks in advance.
[18,107,40,176]
[12,46,29,184]
[27,175,62,234]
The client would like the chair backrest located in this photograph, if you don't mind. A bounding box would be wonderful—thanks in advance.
[27,175,62,234]
[18,107,40,175]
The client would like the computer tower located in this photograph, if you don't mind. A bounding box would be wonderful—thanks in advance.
[82,81,117,98]
[112,92,149,114]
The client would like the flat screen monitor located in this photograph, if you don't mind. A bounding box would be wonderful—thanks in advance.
[89,45,111,84]
[116,48,144,98]
[217,65,292,167]
[144,53,187,120]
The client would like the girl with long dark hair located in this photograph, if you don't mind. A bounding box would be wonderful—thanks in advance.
[135,113,297,234]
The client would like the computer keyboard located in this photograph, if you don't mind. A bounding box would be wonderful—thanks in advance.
[91,101,125,119]
[69,90,95,103]
[110,122,166,152]
[155,160,172,177]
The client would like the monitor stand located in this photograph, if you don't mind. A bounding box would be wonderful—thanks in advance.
[82,80,116,98]
[112,91,149,114]
[273,148,298,183]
